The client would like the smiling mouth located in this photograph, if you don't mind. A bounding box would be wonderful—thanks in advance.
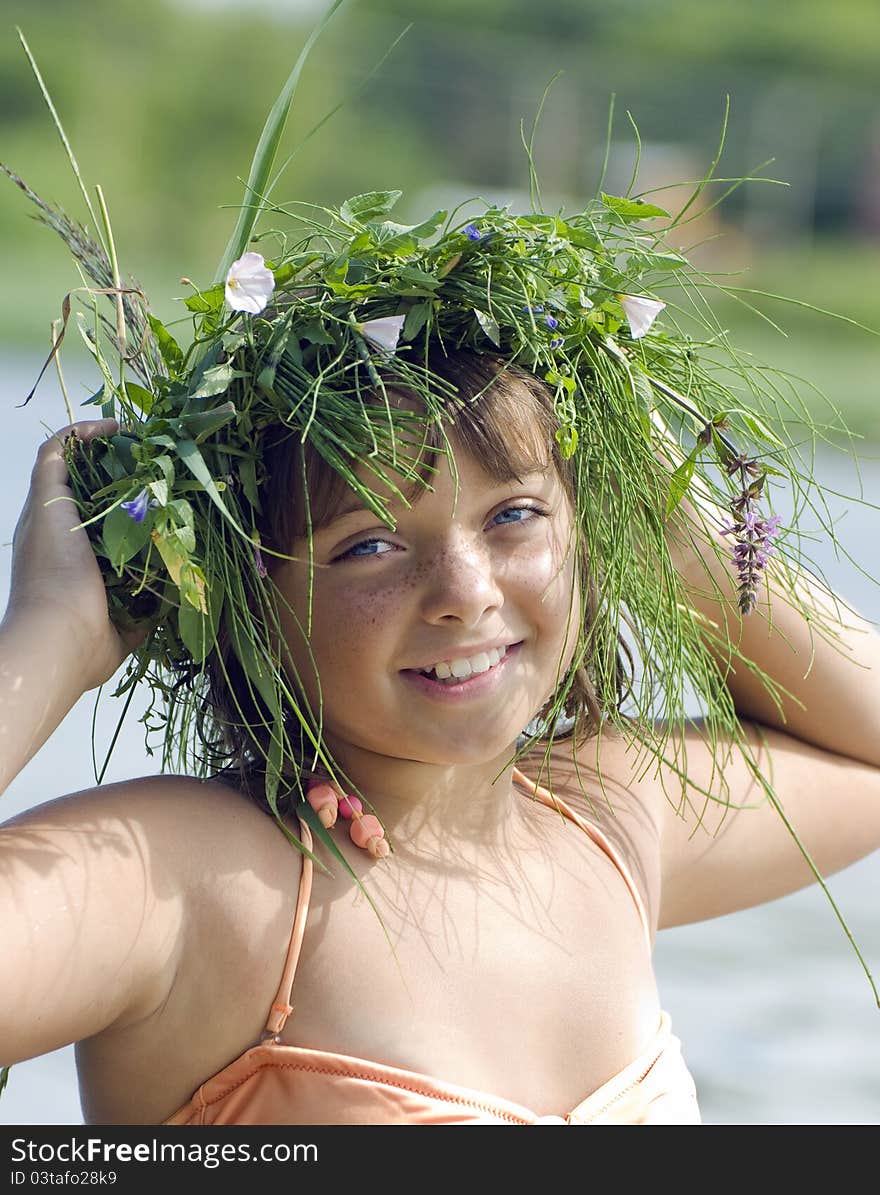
[401,641,523,693]
[413,641,517,682]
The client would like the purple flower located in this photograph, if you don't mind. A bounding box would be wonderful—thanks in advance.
[522,304,545,314]
[120,489,153,524]
[549,337,563,350]
[254,543,268,579]
[545,314,559,330]
[743,508,761,533]
[724,502,783,614]
[464,223,484,241]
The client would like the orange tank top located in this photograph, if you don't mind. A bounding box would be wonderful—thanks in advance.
[165,768,701,1125]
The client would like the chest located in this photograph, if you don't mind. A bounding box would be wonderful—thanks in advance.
[287,807,661,1111]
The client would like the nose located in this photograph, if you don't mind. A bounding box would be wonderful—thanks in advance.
[417,528,505,627]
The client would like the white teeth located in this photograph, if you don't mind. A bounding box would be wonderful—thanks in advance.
[423,644,507,679]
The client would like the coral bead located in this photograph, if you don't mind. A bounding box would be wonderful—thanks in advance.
[305,781,338,828]
[349,813,387,858]
[337,793,363,820]
[367,835,390,859]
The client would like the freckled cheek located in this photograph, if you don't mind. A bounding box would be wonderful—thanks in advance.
[278,575,410,696]
[511,537,581,660]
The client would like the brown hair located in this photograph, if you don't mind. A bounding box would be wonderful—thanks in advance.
[200,347,631,806]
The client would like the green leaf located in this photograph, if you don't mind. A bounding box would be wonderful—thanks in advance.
[515,214,555,231]
[101,503,153,573]
[184,284,225,315]
[665,447,699,519]
[396,266,441,293]
[123,382,155,416]
[473,308,500,347]
[367,214,446,257]
[297,320,335,346]
[601,193,670,221]
[147,314,184,372]
[403,301,432,341]
[340,190,403,224]
[554,425,579,458]
[167,498,195,530]
[109,435,139,475]
[147,478,168,507]
[325,251,349,285]
[726,407,785,449]
[239,454,260,510]
[80,384,106,408]
[154,454,175,489]
[408,209,447,241]
[630,367,655,413]
[178,575,222,663]
[145,433,177,451]
[188,363,238,400]
[169,524,196,555]
[174,438,248,538]
[640,250,688,271]
[179,401,237,443]
[564,225,600,251]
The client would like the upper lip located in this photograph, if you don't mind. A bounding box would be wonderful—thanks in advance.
[404,640,521,671]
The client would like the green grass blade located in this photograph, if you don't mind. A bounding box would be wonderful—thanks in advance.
[16,27,105,251]
[265,22,413,204]
[213,0,348,284]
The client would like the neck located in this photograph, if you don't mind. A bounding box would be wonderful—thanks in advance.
[313,740,533,853]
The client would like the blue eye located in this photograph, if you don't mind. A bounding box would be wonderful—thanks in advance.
[493,504,544,526]
[338,537,394,560]
[334,504,547,562]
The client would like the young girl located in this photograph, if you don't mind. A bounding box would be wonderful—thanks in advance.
[2,338,880,1125]
[2,18,879,1124]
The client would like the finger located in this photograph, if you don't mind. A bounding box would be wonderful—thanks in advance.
[33,419,120,492]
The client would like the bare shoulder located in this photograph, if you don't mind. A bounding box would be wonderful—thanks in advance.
[1,772,289,888]
[519,716,880,932]
[1,769,301,967]
[516,729,664,927]
[0,772,298,1078]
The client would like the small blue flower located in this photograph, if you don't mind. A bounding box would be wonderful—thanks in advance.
[549,337,563,350]
[521,304,545,315]
[120,488,158,524]
[464,223,484,241]
[544,314,559,330]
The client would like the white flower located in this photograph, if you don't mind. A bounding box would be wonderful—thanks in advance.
[358,314,407,357]
[224,252,275,315]
[619,294,666,340]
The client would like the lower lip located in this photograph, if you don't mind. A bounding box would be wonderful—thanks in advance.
[401,643,522,701]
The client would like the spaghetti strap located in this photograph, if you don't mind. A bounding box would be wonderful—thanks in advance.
[262,814,314,1038]
[511,766,652,949]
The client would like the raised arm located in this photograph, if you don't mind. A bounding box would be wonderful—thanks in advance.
[0,418,142,792]
[0,420,180,1068]
[643,429,880,926]
[664,467,880,768]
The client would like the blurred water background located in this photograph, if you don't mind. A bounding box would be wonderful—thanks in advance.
[1,0,878,1125]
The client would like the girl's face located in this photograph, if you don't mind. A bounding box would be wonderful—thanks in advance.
[273,430,581,774]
